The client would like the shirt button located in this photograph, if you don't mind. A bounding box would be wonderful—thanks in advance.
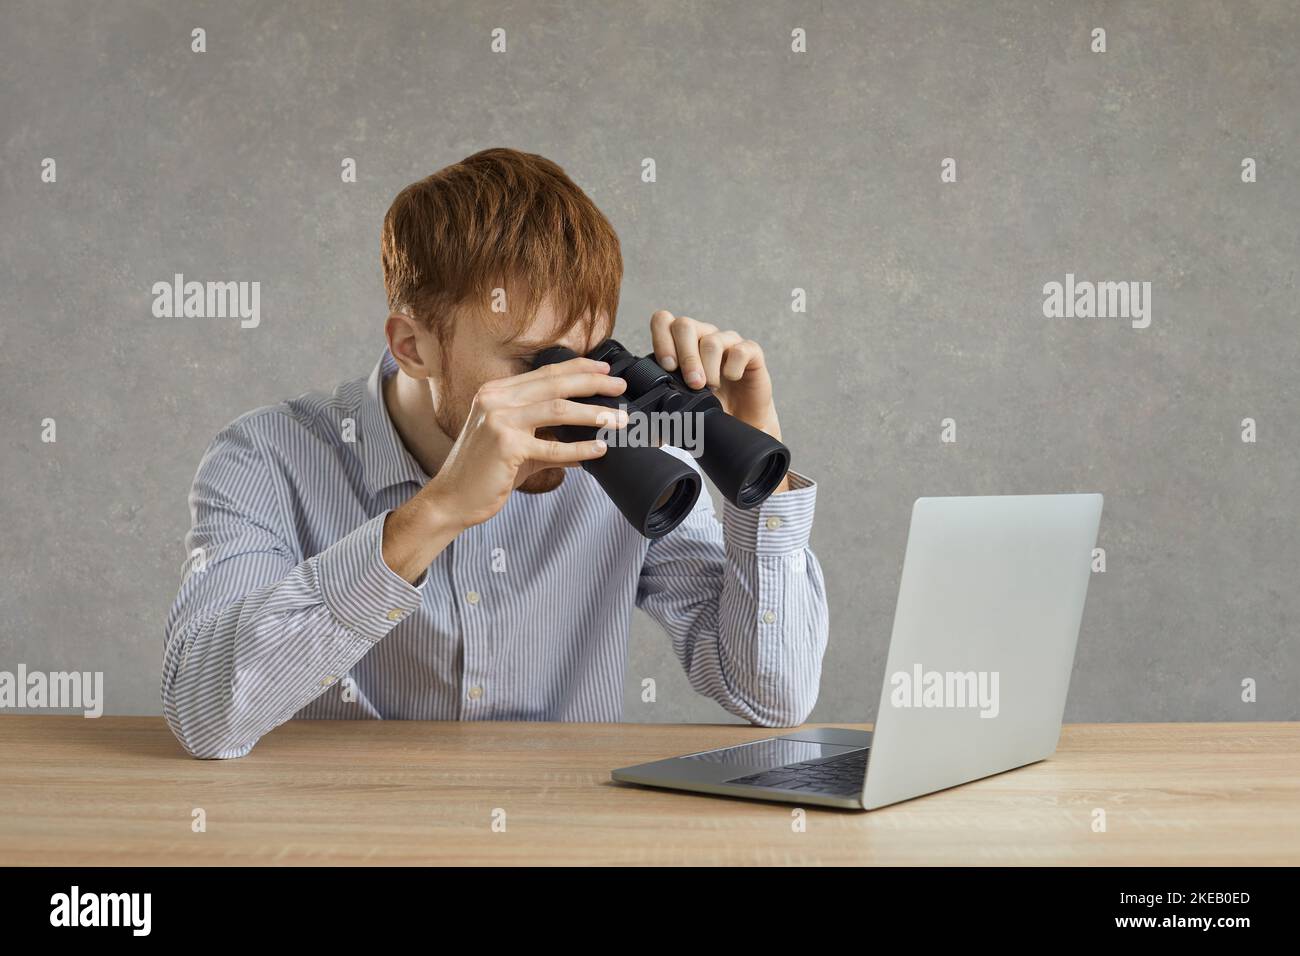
[320,676,336,686]
[467,685,484,700]
[766,516,783,531]
[466,591,480,605]
[762,610,777,624]
[386,609,405,621]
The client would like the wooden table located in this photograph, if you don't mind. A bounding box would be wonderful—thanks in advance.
[1,717,1295,865]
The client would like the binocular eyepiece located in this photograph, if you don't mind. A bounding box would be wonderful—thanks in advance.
[532,338,791,538]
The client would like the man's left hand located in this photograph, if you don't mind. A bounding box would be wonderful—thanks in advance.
[648,310,789,493]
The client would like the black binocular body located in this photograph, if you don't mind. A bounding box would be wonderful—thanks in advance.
[532,338,791,538]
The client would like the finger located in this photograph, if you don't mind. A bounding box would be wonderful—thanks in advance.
[670,317,714,389]
[698,330,742,388]
[721,339,765,381]
[504,370,628,405]
[650,310,677,371]
[520,459,590,482]
[512,399,629,430]
[526,435,609,464]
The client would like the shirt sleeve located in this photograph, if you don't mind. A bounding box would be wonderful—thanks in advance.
[161,420,427,759]
[635,448,829,727]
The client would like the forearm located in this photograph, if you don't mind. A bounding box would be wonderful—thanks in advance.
[164,513,426,758]
[164,590,376,759]
[639,469,828,725]
[721,542,828,723]
[704,532,828,725]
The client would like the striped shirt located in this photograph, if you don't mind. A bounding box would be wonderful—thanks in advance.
[162,348,829,758]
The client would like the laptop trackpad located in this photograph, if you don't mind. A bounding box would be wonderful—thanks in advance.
[678,738,863,769]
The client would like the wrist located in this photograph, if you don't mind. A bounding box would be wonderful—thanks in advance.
[415,479,469,536]
[736,403,781,443]
[380,483,464,584]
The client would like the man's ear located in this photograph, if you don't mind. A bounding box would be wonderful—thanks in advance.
[385,311,439,379]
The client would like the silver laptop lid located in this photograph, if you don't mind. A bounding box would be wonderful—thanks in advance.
[861,494,1103,810]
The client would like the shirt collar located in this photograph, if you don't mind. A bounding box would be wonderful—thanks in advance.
[358,347,431,495]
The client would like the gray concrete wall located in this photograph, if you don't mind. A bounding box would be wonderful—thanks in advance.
[2,0,1296,722]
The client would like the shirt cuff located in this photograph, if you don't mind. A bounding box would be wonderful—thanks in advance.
[313,510,427,642]
[721,470,817,554]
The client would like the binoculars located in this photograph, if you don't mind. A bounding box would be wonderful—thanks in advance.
[532,338,791,538]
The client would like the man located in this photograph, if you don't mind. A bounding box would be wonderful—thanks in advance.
[162,148,829,759]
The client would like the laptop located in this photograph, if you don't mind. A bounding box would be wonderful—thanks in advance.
[612,493,1104,810]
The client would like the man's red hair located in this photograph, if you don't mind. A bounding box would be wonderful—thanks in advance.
[381,148,622,346]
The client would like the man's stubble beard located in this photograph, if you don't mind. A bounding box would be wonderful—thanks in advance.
[516,424,567,494]
[516,467,566,494]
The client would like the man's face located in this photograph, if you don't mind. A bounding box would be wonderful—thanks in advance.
[430,295,613,494]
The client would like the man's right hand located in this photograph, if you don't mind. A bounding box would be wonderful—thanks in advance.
[427,356,628,528]
[380,357,628,582]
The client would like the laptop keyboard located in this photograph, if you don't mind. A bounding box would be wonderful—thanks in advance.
[725,747,869,797]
